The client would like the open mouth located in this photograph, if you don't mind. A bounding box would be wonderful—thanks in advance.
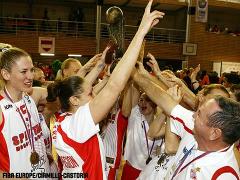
[24,81,33,87]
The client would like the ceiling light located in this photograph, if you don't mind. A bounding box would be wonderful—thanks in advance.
[68,54,82,57]
[40,53,55,56]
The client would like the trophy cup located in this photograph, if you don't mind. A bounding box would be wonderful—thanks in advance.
[105,6,125,64]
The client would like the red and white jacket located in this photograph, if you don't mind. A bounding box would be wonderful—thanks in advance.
[52,102,107,180]
[165,105,240,180]
[0,95,50,174]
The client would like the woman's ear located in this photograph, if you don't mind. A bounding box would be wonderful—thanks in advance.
[1,69,10,81]
[69,96,79,106]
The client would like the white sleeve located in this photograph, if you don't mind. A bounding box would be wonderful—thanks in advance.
[170,105,194,138]
[212,173,239,180]
[63,103,99,143]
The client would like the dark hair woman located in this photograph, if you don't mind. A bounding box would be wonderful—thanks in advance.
[48,1,165,179]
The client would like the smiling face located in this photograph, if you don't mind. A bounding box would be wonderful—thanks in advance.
[3,55,34,93]
[138,93,156,116]
[192,99,221,149]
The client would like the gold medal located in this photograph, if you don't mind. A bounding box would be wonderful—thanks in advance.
[30,151,40,165]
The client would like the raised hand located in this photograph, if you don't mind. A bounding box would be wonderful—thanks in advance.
[99,46,110,64]
[136,61,150,77]
[83,53,102,73]
[167,85,183,103]
[160,71,182,87]
[146,52,161,75]
[191,64,200,81]
[195,64,200,73]
[86,47,110,70]
[138,0,165,37]
[103,60,114,79]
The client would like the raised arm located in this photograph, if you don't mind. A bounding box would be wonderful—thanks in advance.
[164,117,180,154]
[121,80,141,117]
[92,77,109,97]
[161,71,198,110]
[90,0,165,124]
[76,53,102,77]
[137,61,168,90]
[147,110,166,140]
[121,81,132,118]
[146,52,161,75]
[84,47,109,85]
[132,72,177,115]
[191,64,201,92]
[163,85,183,154]
[137,40,145,63]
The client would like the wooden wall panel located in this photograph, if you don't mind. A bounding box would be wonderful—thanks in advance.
[0,33,183,64]
[188,16,240,71]
[193,0,240,9]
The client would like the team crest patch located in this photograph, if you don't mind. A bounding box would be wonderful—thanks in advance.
[190,167,200,179]
[183,147,188,154]
[24,95,31,104]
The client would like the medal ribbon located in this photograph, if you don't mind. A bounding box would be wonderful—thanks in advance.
[142,120,155,160]
[171,143,231,179]
[171,145,211,180]
[4,87,36,152]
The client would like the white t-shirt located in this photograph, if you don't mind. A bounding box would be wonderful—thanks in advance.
[124,105,163,170]
[0,95,50,176]
[52,103,107,180]
[165,105,240,180]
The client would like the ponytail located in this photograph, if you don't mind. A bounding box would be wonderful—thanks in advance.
[46,81,61,102]
[47,76,84,112]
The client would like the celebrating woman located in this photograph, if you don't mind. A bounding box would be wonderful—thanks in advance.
[0,47,50,175]
[48,1,165,179]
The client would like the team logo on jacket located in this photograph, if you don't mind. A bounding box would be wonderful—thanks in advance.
[12,123,43,152]
[4,104,13,110]
[190,167,200,179]
[24,95,31,104]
